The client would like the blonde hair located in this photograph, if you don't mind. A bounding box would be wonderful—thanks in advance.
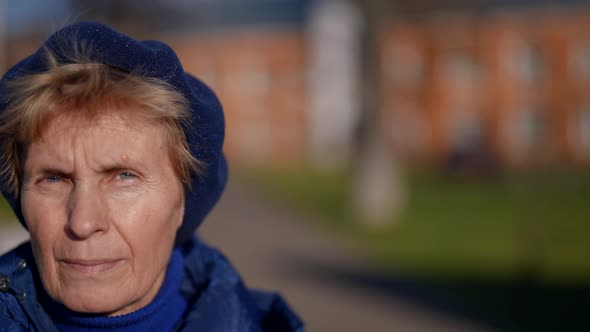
[0,49,203,195]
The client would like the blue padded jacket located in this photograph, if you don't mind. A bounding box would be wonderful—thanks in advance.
[0,237,303,332]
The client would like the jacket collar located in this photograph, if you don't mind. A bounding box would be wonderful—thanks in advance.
[0,238,303,332]
[0,242,58,332]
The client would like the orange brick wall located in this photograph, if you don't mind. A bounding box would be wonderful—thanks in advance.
[6,9,590,169]
[165,30,308,167]
[380,9,590,167]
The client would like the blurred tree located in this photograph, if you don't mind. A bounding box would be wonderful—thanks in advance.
[352,0,405,227]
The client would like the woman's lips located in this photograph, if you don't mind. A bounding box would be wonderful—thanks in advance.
[60,259,124,273]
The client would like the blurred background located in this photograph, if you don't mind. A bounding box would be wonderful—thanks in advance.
[1,0,589,331]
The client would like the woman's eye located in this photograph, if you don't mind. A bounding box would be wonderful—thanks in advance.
[46,175,62,183]
[117,172,136,180]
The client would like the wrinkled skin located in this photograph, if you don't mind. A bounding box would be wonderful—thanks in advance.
[20,111,184,316]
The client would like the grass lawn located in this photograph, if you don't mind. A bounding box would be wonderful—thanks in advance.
[0,196,17,224]
[2,167,587,283]
[242,167,590,284]
[2,169,586,330]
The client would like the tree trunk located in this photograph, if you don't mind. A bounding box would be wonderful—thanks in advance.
[353,0,405,227]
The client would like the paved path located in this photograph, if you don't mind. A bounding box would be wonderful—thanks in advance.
[0,181,500,332]
[199,181,500,332]
[0,221,28,255]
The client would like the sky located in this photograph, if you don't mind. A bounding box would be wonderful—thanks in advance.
[3,0,589,36]
[3,0,70,34]
[1,0,307,35]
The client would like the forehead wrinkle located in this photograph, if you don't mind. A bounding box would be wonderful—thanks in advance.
[26,133,74,174]
[32,124,123,174]
[29,111,170,178]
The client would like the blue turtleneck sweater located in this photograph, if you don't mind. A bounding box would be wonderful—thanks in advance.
[44,249,188,332]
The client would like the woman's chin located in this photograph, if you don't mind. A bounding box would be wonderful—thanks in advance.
[61,296,134,316]
[50,285,140,316]
[44,261,164,317]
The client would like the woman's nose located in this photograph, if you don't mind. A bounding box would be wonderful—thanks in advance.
[66,184,109,240]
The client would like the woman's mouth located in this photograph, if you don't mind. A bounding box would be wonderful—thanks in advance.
[60,259,124,273]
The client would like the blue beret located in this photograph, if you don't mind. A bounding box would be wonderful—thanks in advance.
[0,22,227,246]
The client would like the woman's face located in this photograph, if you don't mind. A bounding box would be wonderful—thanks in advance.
[20,110,185,316]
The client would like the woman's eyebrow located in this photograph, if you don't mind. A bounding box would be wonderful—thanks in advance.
[32,167,72,178]
[98,162,143,174]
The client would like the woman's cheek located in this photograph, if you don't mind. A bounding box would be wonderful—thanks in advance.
[22,191,65,235]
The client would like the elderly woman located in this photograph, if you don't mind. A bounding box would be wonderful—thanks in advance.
[0,22,303,332]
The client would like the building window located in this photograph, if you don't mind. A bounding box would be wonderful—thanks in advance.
[437,52,483,107]
[447,108,482,152]
[448,54,477,81]
[389,101,430,154]
[571,106,590,158]
[521,110,546,148]
[503,38,545,83]
[569,43,590,82]
[226,54,270,97]
[443,53,479,82]
[518,44,544,82]
[439,52,483,88]
[383,42,423,87]
[580,110,590,153]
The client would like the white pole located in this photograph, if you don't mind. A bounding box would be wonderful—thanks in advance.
[307,0,361,168]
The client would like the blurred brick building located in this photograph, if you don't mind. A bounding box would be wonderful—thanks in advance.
[168,5,590,169]
[5,2,590,169]
[167,29,308,167]
[381,8,590,167]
